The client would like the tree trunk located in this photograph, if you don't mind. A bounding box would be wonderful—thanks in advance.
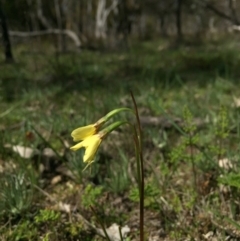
[228,0,239,25]
[54,0,66,51]
[0,1,14,62]
[79,0,84,33]
[36,0,52,28]
[117,0,130,49]
[95,0,107,39]
[176,0,183,40]
[95,0,119,39]
[159,14,167,36]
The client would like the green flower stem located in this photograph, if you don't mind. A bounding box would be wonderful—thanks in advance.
[100,121,129,136]
[97,108,133,125]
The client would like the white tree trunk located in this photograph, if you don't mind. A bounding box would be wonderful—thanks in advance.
[36,0,52,28]
[95,0,118,39]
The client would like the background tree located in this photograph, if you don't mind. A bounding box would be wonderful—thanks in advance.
[175,0,183,40]
[1,0,240,53]
[0,1,14,62]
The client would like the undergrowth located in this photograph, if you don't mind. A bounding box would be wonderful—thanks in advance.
[1,37,240,240]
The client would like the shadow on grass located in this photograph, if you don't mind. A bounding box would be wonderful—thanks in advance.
[1,39,240,102]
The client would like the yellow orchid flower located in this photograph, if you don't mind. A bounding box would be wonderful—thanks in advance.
[70,108,131,170]
[71,124,97,142]
[70,134,102,164]
[71,108,132,142]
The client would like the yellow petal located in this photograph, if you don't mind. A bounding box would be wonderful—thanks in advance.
[82,135,102,163]
[71,124,96,141]
[70,141,84,151]
[70,135,102,163]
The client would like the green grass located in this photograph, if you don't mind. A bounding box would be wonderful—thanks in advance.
[1,37,240,240]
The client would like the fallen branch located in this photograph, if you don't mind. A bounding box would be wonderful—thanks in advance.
[139,115,207,130]
[6,29,81,48]
[230,25,240,32]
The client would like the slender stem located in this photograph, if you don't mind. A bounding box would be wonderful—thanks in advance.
[133,126,141,194]
[90,206,111,241]
[119,226,124,241]
[130,91,144,241]
[189,134,197,192]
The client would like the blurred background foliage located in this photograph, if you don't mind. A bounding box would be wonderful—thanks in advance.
[1,0,240,57]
